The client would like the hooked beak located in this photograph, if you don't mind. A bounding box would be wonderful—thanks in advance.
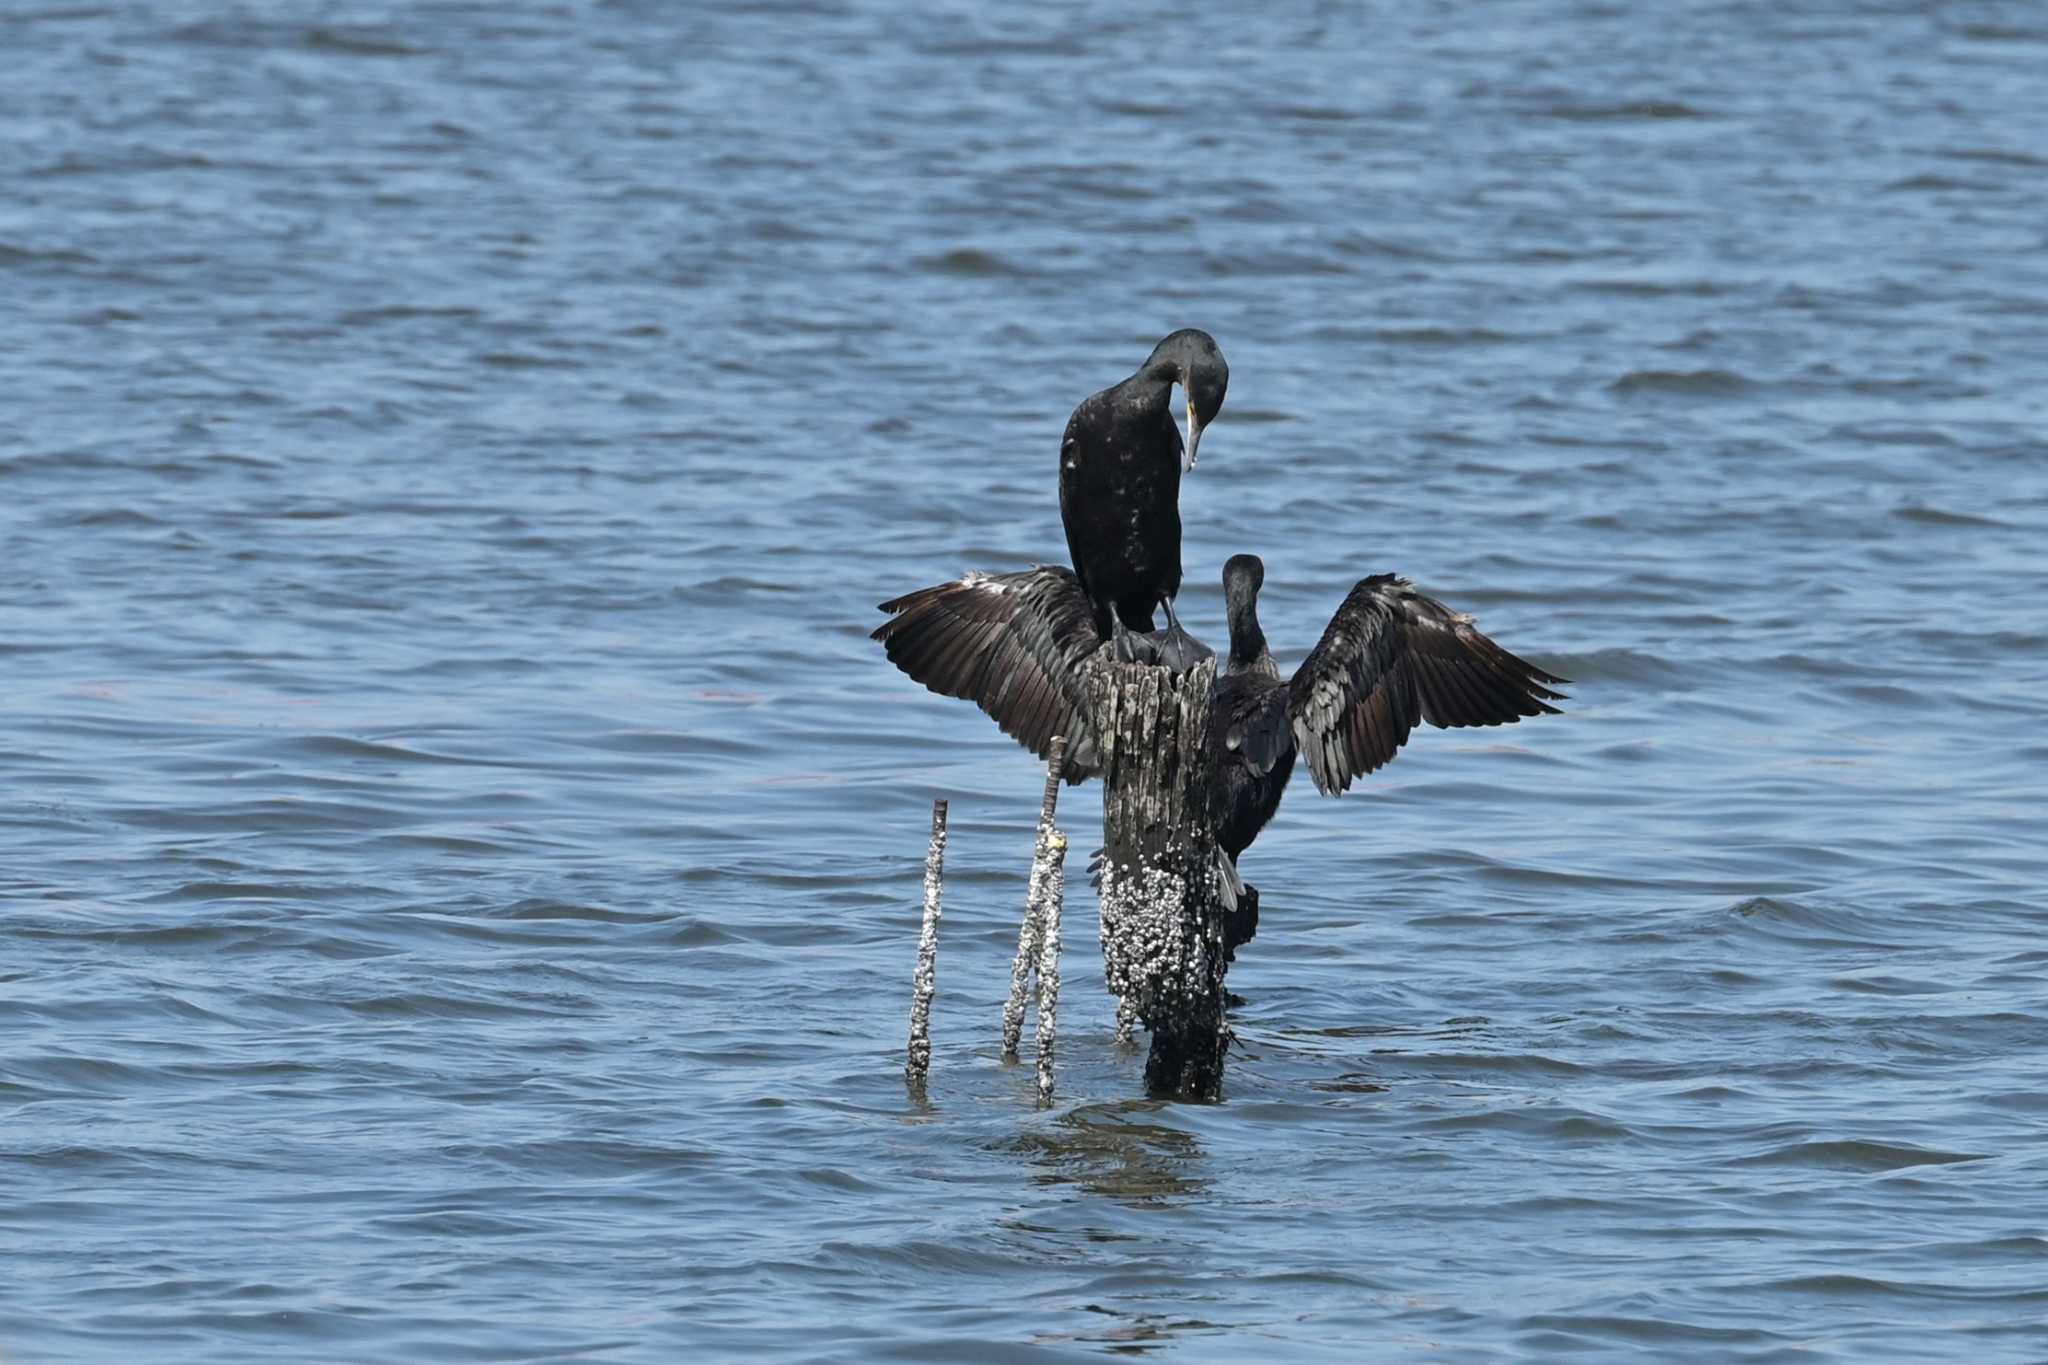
[1182,396,1203,473]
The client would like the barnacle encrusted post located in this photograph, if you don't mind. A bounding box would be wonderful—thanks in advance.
[1034,829,1067,1106]
[1089,657,1231,1098]
[905,798,948,1091]
[1002,738,1067,1061]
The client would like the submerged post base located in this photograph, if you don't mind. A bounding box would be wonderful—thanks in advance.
[1141,992,1228,1099]
[1096,853,1231,1098]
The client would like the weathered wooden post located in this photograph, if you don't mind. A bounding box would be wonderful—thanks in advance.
[1088,657,1231,1098]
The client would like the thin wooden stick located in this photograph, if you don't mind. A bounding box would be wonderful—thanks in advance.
[1001,894,1041,1061]
[905,799,947,1088]
[1034,829,1067,1106]
[1002,737,1066,1059]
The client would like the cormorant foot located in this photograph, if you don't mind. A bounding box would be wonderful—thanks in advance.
[1151,624,1214,674]
[1111,626,1165,666]
[1223,882,1260,963]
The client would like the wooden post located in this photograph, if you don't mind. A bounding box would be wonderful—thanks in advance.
[905,799,947,1091]
[1034,830,1067,1106]
[1002,738,1066,1061]
[1089,658,1232,1098]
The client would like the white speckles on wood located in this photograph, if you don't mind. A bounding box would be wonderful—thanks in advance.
[905,799,948,1089]
[1002,738,1068,1061]
[1088,659,1232,1098]
[1034,830,1066,1107]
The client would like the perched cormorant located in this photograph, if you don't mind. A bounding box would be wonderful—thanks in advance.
[1202,554,1566,949]
[1058,329,1228,670]
[872,555,1567,955]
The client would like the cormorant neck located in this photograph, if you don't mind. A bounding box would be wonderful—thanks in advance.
[1119,364,1178,414]
[1226,597,1272,674]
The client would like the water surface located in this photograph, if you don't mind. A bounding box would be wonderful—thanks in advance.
[4,2,2047,1360]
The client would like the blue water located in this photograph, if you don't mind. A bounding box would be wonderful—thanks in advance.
[4,2,2047,1360]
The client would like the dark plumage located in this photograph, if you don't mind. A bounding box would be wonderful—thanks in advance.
[870,565,1214,784]
[1205,554,1566,955]
[1207,552,1567,871]
[1057,329,1228,669]
[875,555,1565,816]
[873,555,1568,956]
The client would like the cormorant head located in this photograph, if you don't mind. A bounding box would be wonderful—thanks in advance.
[1145,329,1229,473]
[1221,554,1267,667]
[1222,553,1264,604]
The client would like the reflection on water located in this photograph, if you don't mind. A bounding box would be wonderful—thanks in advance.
[1006,1101,1210,1205]
[1033,1304,1220,1357]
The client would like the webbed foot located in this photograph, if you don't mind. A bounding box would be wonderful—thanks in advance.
[1223,882,1259,962]
[1150,596,1214,674]
[1150,624,1215,674]
[1110,621,1165,666]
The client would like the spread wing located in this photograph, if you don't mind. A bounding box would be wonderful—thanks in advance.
[1288,575,1568,796]
[872,566,1107,782]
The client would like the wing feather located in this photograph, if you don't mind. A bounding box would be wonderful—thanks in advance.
[1289,575,1567,796]
[872,566,1106,781]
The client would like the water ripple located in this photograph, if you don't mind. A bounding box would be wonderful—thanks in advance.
[6,1,2048,1360]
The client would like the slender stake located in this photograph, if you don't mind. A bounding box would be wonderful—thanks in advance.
[1002,738,1067,1060]
[905,799,948,1088]
[1001,872,1043,1060]
[1034,830,1067,1106]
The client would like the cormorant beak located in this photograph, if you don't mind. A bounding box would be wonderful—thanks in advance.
[1182,396,1203,473]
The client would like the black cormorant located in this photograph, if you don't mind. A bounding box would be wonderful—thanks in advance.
[1201,554,1565,949]
[872,555,1565,955]
[1057,329,1229,670]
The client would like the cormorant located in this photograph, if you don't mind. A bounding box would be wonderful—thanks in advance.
[872,555,1566,953]
[1202,554,1565,949]
[1058,329,1228,670]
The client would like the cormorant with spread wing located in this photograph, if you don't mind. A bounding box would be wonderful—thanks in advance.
[1203,554,1564,911]
[872,555,1566,952]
